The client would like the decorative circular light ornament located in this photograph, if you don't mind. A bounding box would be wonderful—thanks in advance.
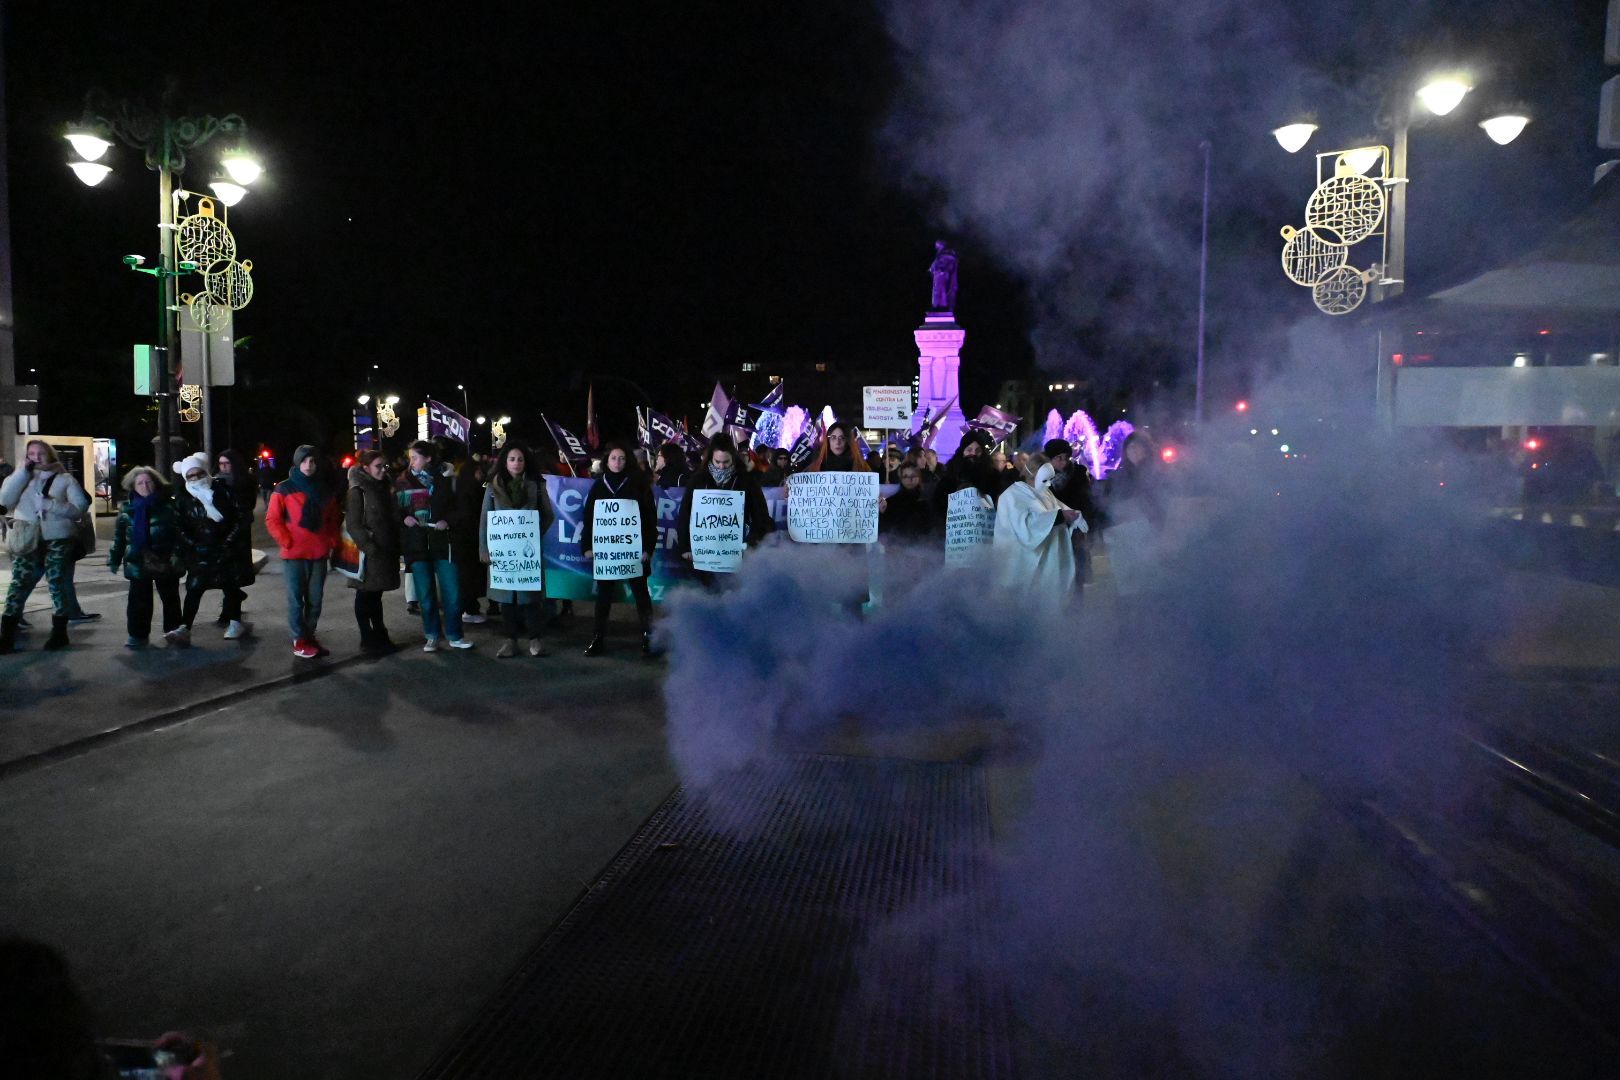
[1279,225,1348,287]
[205,258,254,310]
[1312,266,1372,315]
[179,384,203,423]
[176,197,236,268]
[182,291,231,332]
[1305,174,1386,246]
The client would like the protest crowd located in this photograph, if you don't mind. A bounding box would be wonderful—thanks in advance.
[0,385,1158,659]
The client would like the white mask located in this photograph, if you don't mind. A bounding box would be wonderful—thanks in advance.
[1034,463,1056,490]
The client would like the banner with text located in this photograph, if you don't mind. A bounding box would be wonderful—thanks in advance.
[945,486,996,568]
[863,385,912,429]
[591,498,645,580]
[786,471,879,544]
[688,489,747,573]
[487,508,544,591]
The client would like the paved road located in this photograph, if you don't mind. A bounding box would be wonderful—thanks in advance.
[1,560,676,1080]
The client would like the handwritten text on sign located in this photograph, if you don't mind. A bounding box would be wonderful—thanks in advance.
[862,385,912,429]
[689,489,746,573]
[593,498,644,580]
[487,508,544,591]
[945,486,996,567]
[787,471,879,544]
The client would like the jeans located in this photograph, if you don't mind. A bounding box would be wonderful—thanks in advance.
[283,557,328,640]
[410,557,462,640]
[127,576,181,639]
[4,539,73,617]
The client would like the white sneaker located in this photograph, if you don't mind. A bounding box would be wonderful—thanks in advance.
[223,620,250,640]
[462,612,487,624]
[423,637,440,653]
[446,637,475,650]
[164,625,192,647]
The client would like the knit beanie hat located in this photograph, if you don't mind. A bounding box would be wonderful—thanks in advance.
[291,445,318,472]
[1043,439,1072,459]
[172,452,211,479]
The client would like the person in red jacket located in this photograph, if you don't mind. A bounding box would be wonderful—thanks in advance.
[265,445,342,658]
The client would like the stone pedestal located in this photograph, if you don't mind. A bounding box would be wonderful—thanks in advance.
[914,312,968,460]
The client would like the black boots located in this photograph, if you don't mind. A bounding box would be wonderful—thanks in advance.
[0,614,18,655]
[584,635,606,657]
[44,614,70,651]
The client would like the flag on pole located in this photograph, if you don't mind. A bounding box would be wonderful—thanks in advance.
[635,406,651,451]
[542,414,592,466]
[586,384,600,450]
[757,381,784,410]
[964,404,1021,443]
[701,382,730,439]
[788,419,823,470]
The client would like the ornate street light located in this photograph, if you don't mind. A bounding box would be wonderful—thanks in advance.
[64,84,264,471]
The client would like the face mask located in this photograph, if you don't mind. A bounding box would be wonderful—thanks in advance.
[1034,464,1056,490]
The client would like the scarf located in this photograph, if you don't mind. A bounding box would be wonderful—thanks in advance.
[603,471,630,496]
[187,478,225,522]
[821,451,854,471]
[498,472,528,509]
[285,468,330,531]
[708,462,735,485]
[129,492,157,557]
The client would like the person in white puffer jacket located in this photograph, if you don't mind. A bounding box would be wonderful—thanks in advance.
[1,440,91,652]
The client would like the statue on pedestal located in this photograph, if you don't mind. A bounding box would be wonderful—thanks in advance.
[928,241,958,312]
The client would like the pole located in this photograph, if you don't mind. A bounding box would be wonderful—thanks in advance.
[1195,139,1211,425]
[1385,115,1409,300]
[200,316,214,463]
[156,157,179,473]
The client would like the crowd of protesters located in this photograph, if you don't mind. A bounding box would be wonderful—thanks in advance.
[0,418,1159,657]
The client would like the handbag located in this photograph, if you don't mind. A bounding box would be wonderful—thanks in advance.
[5,516,40,558]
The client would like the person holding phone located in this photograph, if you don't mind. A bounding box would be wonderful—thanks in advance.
[0,439,91,653]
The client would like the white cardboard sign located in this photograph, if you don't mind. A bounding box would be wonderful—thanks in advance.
[787,472,879,544]
[688,489,746,573]
[945,486,996,568]
[487,508,544,591]
[592,498,644,580]
[862,385,912,430]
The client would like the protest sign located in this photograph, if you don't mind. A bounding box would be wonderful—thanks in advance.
[945,486,996,568]
[863,385,912,429]
[592,498,644,580]
[688,489,746,573]
[487,508,544,591]
[786,471,879,544]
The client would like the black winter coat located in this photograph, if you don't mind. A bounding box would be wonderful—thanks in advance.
[582,471,657,576]
[108,496,182,581]
[675,471,773,558]
[175,480,247,588]
[880,486,938,542]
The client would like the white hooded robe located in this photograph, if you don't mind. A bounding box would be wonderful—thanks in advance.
[992,464,1084,606]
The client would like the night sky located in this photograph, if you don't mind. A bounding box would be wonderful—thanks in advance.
[5,2,1613,460]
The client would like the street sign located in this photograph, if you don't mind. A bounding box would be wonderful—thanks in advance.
[133,345,159,396]
[179,305,235,386]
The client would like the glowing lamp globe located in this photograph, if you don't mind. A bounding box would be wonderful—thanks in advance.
[1479,114,1529,145]
[65,132,112,162]
[209,180,247,206]
[68,161,112,187]
[1340,146,1383,175]
[1272,123,1317,154]
[220,153,263,186]
[1416,78,1471,116]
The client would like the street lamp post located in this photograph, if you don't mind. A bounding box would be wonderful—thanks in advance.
[65,84,261,472]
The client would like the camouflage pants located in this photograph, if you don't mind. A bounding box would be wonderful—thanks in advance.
[4,538,72,618]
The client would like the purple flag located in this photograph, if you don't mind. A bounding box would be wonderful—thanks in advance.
[965,404,1020,442]
[788,419,822,470]
[542,414,591,464]
[701,382,730,439]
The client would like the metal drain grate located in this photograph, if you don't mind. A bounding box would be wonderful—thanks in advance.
[418,754,1012,1079]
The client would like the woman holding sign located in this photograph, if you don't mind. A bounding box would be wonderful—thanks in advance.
[802,420,873,615]
[992,452,1087,608]
[580,443,657,656]
[480,444,556,658]
[675,435,773,591]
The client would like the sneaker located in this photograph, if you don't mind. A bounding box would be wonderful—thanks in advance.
[422,637,440,653]
[223,620,250,640]
[125,636,148,649]
[446,637,475,650]
[496,640,517,659]
[309,637,331,657]
[292,638,320,659]
[528,638,548,658]
[164,625,192,648]
[67,611,102,625]
[462,612,487,625]
[215,615,230,627]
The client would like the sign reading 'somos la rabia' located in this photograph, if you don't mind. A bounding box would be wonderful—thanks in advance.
[862,385,913,429]
[688,489,746,573]
[592,498,644,580]
[786,471,879,544]
[487,508,543,591]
